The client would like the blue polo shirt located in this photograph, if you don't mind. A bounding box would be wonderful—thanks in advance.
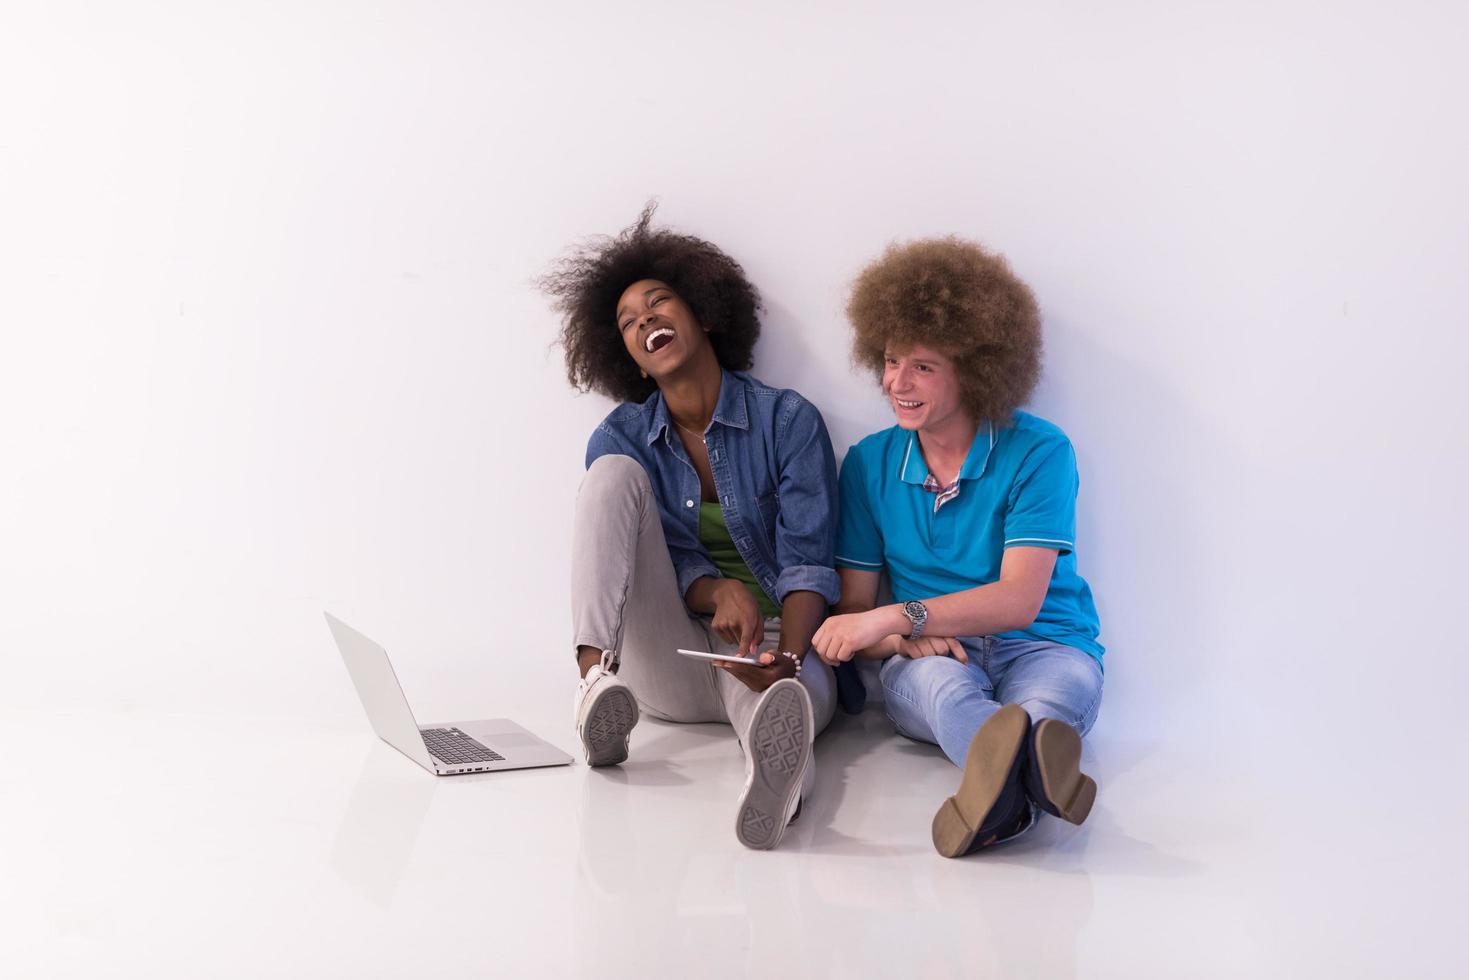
[835,412,1103,661]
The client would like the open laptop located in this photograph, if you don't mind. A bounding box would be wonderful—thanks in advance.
[325,612,572,775]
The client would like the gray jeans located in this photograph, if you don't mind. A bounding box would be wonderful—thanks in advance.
[571,454,836,746]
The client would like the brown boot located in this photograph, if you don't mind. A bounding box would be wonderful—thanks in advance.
[1023,718,1096,825]
[931,705,1033,857]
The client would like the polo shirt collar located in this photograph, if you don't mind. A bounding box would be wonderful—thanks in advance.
[644,369,748,445]
[898,420,997,485]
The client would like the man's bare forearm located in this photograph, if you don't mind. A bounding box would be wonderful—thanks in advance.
[835,586,1030,660]
[831,590,897,659]
[883,580,1039,639]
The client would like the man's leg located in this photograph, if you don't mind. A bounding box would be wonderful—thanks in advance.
[988,638,1104,736]
[570,455,725,765]
[878,642,999,768]
[879,642,1039,856]
[989,638,1104,825]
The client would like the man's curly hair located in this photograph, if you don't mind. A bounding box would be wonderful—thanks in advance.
[847,236,1043,425]
[543,204,762,403]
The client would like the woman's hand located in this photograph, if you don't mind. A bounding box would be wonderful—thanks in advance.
[715,649,798,694]
[710,580,763,658]
[896,635,968,663]
[811,609,899,665]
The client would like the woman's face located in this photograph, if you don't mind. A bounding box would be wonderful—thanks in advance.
[615,279,709,381]
[882,343,967,433]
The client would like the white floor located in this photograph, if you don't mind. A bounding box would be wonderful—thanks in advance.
[6,692,1465,979]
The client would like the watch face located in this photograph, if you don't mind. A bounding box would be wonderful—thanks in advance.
[903,601,927,635]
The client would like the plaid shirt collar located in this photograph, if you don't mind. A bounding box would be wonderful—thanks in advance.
[921,472,962,513]
[903,421,999,513]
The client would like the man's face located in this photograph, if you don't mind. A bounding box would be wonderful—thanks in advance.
[615,279,707,381]
[882,343,966,433]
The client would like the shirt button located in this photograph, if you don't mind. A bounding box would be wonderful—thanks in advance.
[685,499,694,508]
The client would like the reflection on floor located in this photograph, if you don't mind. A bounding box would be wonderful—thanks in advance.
[3,704,1460,978]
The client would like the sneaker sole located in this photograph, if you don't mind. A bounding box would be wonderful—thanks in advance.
[582,684,639,767]
[932,704,1030,858]
[735,680,811,850]
[1031,718,1096,825]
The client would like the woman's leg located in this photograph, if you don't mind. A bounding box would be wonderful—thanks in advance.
[713,620,837,743]
[570,454,723,723]
[709,620,836,849]
[572,454,836,849]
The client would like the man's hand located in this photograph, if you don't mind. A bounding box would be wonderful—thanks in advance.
[896,635,968,663]
[812,608,899,665]
[714,649,797,694]
[710,580,762,658]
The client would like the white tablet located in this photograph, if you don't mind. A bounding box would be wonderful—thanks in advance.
[675,648,761,666]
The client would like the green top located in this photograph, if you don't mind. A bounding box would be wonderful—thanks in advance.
[698,503,780,618]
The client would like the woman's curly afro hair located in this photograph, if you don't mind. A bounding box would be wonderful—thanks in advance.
[543,204,762,404]
[847,236,1043,425]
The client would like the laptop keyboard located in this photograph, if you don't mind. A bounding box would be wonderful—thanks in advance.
[422,727,505,765]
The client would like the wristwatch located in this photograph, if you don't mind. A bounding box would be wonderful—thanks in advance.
[901,600,929,639]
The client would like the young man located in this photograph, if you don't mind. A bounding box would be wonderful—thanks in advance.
[812,237,1105,857]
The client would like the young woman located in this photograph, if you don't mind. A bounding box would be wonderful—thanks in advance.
[812,237,1105,857]
[543,206,839,850]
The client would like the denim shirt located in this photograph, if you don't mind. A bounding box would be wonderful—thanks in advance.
[585,370,841,608]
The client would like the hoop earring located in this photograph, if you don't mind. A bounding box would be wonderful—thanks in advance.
[640,369,648,379]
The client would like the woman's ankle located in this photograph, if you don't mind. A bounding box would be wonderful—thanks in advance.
[577,646,607,678]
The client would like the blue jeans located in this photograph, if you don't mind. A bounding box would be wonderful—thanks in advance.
[880,636,1104,769]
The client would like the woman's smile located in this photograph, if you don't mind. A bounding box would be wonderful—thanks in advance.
[643,326,677,353]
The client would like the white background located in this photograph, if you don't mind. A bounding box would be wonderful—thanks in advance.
[4,1,1468,976]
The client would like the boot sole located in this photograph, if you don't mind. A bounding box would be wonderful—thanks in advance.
[582,685,639,767]
[931,704,1029,858]
[1031,718,1096,825]
[735,680,811,850]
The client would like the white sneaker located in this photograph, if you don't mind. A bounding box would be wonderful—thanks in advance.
[735,677,813,850]
[574,650,639,767]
